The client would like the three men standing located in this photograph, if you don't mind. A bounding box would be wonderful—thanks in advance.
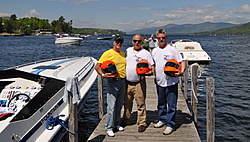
[95,30,185,136]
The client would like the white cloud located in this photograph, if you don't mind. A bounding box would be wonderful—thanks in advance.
[234,4,250,14]
[118,21,134,25]
[0,13,10,17]
[151,13,182,20]
[71,0,100,4]
[46,0,99,4]
[23,9,42,17]
[172,4,227,16]
[118,7,151,10]
[118,7,130,10]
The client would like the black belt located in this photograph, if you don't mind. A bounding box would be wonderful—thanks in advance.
[111,78,125,81]
[127,78,145,85]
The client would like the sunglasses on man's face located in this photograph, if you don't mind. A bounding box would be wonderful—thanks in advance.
[157,36,166,40]
[133,40,142,43]
[116,40,123,44]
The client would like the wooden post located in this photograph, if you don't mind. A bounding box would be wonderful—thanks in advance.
[68,91,78,142]
[184,60,188,103]
[98,75,104,121]
[191,64,198,126]
[206,77,215,142]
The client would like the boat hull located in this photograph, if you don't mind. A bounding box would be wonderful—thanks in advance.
[96,37,113,40]
[171,39,211,64]
[0,56,97,142]
[55,37,83,45]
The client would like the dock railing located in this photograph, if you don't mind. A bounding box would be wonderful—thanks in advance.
[179,61,215,142]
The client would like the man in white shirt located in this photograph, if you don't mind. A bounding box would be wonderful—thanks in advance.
[151,29,186,135]
[148,34,158,52]
[122,34,155,132]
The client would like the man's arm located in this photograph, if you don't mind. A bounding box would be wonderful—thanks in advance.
[175,60,186,77]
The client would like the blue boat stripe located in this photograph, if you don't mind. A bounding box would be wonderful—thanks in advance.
[31,58,79,75]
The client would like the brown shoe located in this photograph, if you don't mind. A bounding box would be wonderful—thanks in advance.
[138,125,146,132]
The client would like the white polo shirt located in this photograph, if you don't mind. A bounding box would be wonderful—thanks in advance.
[151,44,183,87]
[126,47,154,82]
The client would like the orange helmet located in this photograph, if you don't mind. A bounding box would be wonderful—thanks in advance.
[136,59,151,75]
[101,60,118,77]
[164,59,181,77]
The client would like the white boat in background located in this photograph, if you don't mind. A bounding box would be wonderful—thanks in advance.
[96,37,113,40]
[0,56,97,142]
[55,37,83,45]
[170,39,211,64]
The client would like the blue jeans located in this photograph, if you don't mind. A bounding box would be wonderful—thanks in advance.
[156,83,178,128]
[105,79,126,131]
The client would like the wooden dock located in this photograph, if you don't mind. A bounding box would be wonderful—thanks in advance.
[87,76,201,142]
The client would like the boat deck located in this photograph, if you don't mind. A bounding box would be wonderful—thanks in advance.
[87,76,201,142]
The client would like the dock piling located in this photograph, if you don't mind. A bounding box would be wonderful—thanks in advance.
[206,77,215,142]
[191,64,198,126]
[68,91,78,142]
[98,75,104,121]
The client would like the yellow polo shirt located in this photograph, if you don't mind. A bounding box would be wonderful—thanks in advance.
[98,49,126,78]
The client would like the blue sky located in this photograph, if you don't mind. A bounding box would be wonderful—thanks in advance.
[1,0,250,32]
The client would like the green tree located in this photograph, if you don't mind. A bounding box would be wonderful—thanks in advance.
[4,19,13,33]
[0,18,2,33]
[10,14,17,21]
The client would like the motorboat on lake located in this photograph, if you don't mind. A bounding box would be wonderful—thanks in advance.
[55,37,83,45]
[170,39,211,64]
[96,37,113,40]
[0,56,97,142]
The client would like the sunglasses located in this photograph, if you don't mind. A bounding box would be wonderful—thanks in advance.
[116,40,123,44]
[133,40,142,43]
[157,36,166,40]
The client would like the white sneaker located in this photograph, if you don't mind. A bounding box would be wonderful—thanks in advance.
[163,127,173,135]
[154,121,164,128]
[116,125,124,131]
[106,130,115,137]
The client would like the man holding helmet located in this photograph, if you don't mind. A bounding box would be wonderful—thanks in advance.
[151,29,186,135]
[121,34,155,132]
[95,36,126,137]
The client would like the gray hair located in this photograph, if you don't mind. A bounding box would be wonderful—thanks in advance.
[156,29,167,36]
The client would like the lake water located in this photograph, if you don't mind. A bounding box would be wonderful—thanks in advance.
[0,34,249,142]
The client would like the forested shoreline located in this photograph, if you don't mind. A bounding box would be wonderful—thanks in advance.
[0,14,125,35]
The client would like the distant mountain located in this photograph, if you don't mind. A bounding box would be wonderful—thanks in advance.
[128,22,239,35]
[195,22,250,35]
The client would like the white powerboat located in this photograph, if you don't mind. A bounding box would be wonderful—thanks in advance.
[96,37,113,40]
[55,37,83,45]
[0,56,97,142]
[170,39,211,64]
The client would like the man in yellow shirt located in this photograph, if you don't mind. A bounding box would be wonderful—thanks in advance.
[95,36,126,137]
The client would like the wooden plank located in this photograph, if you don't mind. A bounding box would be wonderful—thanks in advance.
[88,76,201,142]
